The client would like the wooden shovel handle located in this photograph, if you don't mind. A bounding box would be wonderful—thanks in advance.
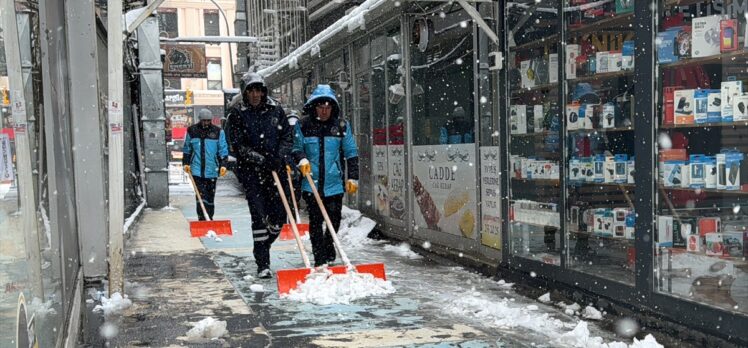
[272,171,311,269]
[304,173,352,269]
[188,174,212,222]
[286,169,301,222]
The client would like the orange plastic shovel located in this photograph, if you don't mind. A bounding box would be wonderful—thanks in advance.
[188,175,233,237]
[280,167,309,240]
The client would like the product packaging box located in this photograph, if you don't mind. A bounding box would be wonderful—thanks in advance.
[625,210,636,239]
[520,60,535,89]
[724,151,743,190]
[614,154,628,183]
[579,104,594,129]
[594,208,614,237]
[582,157,595,182]
[698,217,721,236]
[549,53,559,83]
[594,155,606,183]
[627,157,635,183]
[663,160,684,187]
[656,29,680,64]
[676,26,692,58]
[567,103,581,130]
[566,44,580,79]
[687,234,703,252]
[723,232,744,257]
[674,89,695,124]
[616,0,634,14]
[657,216,674,248]
[680,163,691,188]
[706,90,722,123]
[733,94,748,122]
[720,19,738,52]
[602,102,616,128]
[692,15,722,58]
[569,157,583,181]
[596,51,610,74]
[608,51,623,72]
[570,205,581,232]
[689,154,706,188]
[613,208,629,238]
[694,89,710,124]
[622,41,635,70]
[526,159,538,179]
[721,80,743,122]
[604,156,616,183]
[672,218,694,247]
[663,86,683,125]
[534,105,545,132]
[511,155,522,179]
[706,233,725,256]
[511,105,527,134]
[705,156,718,188]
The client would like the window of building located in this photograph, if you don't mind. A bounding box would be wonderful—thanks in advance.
[207,59,222,90]
[204,10,220,36]
[158,8,179,38]
[164,77,181,90]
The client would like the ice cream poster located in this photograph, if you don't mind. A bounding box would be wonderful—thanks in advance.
[388,144,406,220]
[412,144,477,238]
[480,146,501,249]
[372,145,389,216]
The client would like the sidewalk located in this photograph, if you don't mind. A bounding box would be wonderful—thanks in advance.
[84,179,675,347]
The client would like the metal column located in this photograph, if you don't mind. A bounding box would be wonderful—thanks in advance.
[138,17,169,209]
[16,12,38,201]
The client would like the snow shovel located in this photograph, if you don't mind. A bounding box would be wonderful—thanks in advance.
[271,171,315,295]
[303,173,387,280]
[280,167,309,241]
[188,175,233,238]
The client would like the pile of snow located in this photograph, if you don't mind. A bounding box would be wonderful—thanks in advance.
[186,317,227,342]
[93,292,132,317]
[249,284,264,292]
[583,306,604,320]
[447,295,568,333]
[557,321,663,348]
[282,268,395,305]
[205,230,223,242]
[538,292,552,303]
[28,298,57,318]
[383,243,422,259]
[337,206,377,249]
[496,279,514,288]
[557,301,582,316]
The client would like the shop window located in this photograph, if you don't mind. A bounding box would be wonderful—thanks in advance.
[164,77,181,90]
[158,8,179,38]
[204,10,220,36]
[371,34,388,217]
[655,2,748,315]
[563,1,637,284]
[207,59,222,90]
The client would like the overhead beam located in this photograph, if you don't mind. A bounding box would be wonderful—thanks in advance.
[160,36,258,44]
[126,0,166,34]
[456,0,499,45]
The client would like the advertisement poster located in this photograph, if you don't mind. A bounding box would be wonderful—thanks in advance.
[372,145,388,216]
[388,144,405,220]
[412,144,477,238]
[480,146,501,249]
[163,44,207,78]
[0,134,14,182]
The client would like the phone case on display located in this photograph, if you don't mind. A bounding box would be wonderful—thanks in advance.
[720,19,738,52]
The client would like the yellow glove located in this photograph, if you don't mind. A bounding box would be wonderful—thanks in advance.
[184,165,191,174]
[286,165,293,175]
[219,167,227,177]
[345,179,358,194]
[298,158,312,177]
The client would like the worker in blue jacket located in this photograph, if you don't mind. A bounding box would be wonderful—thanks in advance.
[292,85,359,267]
[183,108,229,221]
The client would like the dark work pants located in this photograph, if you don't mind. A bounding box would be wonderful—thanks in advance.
[238,169,286,271]
[193,176,217,221]
[303,192,343,267]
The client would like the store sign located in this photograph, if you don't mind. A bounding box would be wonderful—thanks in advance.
[388,144,405,220]
[372,145,388,216]
[412,144,477,238]
[163,44,207,78]
[164,90,186,106]
[480,146,501,249]
[0,134,14,182]
[166,107,193,129]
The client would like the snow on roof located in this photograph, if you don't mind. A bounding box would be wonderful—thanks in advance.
[124,7,152,31]
[258,0,390,78]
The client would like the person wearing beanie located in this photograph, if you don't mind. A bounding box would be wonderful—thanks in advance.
[183,108,229,221]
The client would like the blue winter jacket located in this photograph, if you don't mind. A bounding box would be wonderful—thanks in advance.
[292,85,359,197]
[182,124,229,178]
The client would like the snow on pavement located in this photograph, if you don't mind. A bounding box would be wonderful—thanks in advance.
[185,317,228,342]
[92,292,132,317]
[282,267,396,305]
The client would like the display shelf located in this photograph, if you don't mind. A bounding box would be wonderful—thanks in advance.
[510,35,559,52]
[660,121,748,129]
[569,70,634,83]
[512,178,561,186]
[661,247,748,266]
[664,0,713,8]
[509,219,560,229]
[568,126,634,135]
[510,83,558,96]
[568,13,635,35]
[511,131,559,138]
[659,51,748,69]
[569,182,635,189]
[660,185,748,195]
[570,230,635,243]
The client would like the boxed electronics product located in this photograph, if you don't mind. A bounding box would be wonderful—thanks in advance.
[720,80,742,122]
[672,218,693,247]
[656,29,680,64]
[594,208,614,237]
[733,94,748,121]
[694,89,710,124]
[657,215,674,248]
[608,51,623,72]
[582,157,595,182]
[692,15,722,58]
[627,157,635,183]
[526,159,538,179]
[569,157,583,181]
[720,18,738,52]
[534,105,545,132]
[622,41,635,70]
[676,26,692,58]
[616,0,634,14]
[511,155,523,179]
[579,104,594,129]
[625,210,636,239]
[604,156,616,183]
[706,233,725,256]
[687,234,704,252]
[673,89,695,124]
[663,86,683,125]
[596,51,610,74]
[680,163,691,188]
[594,155,605,183]
[615,154,629,183]
[689,154,707,188]
[602,102,616,128]
[511,105,527,134]
[549,53,559,83]
[705,156,718,188]
[613,208,629,238]
[520,60,535,89]
[566,103,581,130]
[698,217,721,236]
[723,232,744,257]
[717,151,743,190]
[566,44,579,79]
[706,90,722,122]
[663,160,684,187]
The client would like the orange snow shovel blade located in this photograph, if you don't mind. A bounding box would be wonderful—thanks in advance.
[276,268,313,295]
[328,264,387,280]
[189,220,233,238]
[280,223,309,240]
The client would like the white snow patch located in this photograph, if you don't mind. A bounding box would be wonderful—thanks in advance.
[556,321,663,348]
[99,322,119,339]
[123,200,146,234]
[447,295,568,333]
[28,297,57,319]
[538,292,552,303]
[205,230,223,242]
[249,284,264,292]
[583,306,603,320]
[242,274,254,281]
[93,292,132,317]
[337,206,377,249]
[383,242,422,259]
[496,279,514,288]
[282,268,395,305]
[186,317,227,342]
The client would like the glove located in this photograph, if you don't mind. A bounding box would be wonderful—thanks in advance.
[219,167,227,177]
[298,158,311,177]
[184,165,191,174]
[286,165,293,175]
[245,150,265,165]
[345,179,358,194]
[269,157,284,172]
